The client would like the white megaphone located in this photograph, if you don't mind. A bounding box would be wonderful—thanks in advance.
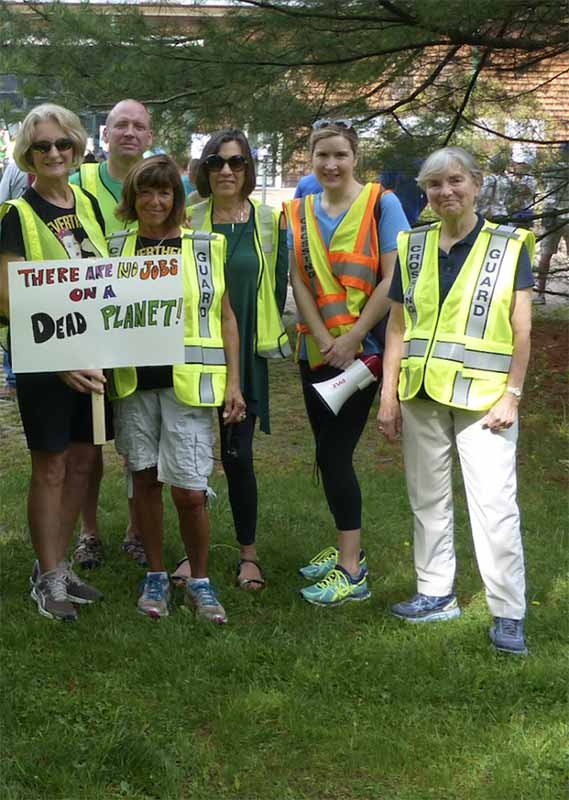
[313,354,382,415]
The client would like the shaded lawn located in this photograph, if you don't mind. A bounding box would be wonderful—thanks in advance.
[0,312,567,800]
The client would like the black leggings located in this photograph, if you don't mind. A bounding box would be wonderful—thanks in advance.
[217,409,257,547]
[300,361,378,531]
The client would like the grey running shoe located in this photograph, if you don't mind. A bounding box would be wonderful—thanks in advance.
[185,580,227,624]
[61,562,104,604]
[137,572,171,618]
[490,617,528,656]
[122,538,148,567]
[73,533,104,569]
[30,568,77,622]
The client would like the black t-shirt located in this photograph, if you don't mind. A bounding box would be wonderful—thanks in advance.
[0,186,106,259]
[134,235,182,391]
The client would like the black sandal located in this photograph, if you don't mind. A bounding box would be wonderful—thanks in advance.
[236,558,266,591]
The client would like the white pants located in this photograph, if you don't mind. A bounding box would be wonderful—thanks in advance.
[401,398,526,619]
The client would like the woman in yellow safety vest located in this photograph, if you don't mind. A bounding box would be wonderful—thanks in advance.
[378,146,535,656]
[287,119,409,607]
[0,104,108,622]
[182,129,290,592]
[110,155,245,623]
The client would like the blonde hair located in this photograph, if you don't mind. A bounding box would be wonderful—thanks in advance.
[417,146,483,190]
[13,103,87,173]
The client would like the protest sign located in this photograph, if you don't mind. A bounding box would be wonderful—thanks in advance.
[9,255,185,373]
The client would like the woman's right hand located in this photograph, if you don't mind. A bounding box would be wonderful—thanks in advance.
[377,393,402,442]
[58,369,106,394]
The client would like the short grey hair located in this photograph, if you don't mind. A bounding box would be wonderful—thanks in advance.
[13,103,87,173]
[417,146,483,190]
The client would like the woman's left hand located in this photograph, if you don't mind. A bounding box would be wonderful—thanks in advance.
[481,393,519,433]
[222,384,247,425]
[323,330,360,370]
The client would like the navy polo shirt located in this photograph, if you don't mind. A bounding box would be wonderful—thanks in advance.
[389,215,534,306]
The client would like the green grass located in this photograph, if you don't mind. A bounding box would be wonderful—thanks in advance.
[1,317,568,800]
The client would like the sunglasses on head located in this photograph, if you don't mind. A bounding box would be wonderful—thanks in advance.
[29,138,74,154]
[312,118,354,131]
[204,154,247,173]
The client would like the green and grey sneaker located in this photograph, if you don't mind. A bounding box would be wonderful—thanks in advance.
[300,565,371,607]
[299,547,367,581]
[30,568,77,622]
[61,562,104,604]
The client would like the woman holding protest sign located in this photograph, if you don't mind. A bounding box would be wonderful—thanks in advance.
[182,129,290,592]
[110,155,245,622]
[287,119,409,607]
[0,103,108,622]
[377,146,534,655]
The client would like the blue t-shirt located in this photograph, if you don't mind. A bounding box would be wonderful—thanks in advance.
[288,188,410,357]
[293,173,323,198]
[389,215,534,306]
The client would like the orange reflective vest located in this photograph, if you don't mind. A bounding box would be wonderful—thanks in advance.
[286,182,386,367]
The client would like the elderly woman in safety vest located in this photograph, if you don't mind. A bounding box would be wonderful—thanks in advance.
[0,103,108,623]
[378,146,535,656]
[110,155,245,623]
[182,129,290,592]
[287,119,409,608]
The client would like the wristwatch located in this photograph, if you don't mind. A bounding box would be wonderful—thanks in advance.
[506,386,522,399]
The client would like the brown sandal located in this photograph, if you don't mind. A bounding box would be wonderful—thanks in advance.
[171,557,191,587]
[236,558,266,591]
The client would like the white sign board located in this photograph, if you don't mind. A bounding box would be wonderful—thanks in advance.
[9,255,185,373]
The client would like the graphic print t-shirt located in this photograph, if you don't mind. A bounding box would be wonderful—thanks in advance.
[0,186,105,259]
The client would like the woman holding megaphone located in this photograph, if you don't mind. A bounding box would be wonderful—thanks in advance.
[287,119,409,607]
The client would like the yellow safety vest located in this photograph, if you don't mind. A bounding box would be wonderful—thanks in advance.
[108,226,229,407]
[286,182,385,367]
[188,197,291,359]
[398,220,536,410]
[0,185,108,260]
[77,163,130,235]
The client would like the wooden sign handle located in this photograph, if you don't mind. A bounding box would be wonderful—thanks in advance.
[91,389,107,445]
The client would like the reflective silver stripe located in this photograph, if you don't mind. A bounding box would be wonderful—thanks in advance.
[188,203,206,229]
[184,346,226,366]
[403,338,429,358]
[464,351,511,372]
[332,260,377,286]
[451,373,472,406]
[465,230,511,339]
[432,342,512,373]
[491,224,520,241]
[258,340,293,359]
[320,300,350,321]
[404,229,428,326]
[192,238,215,339]
[182,231,218,241]
[298,199,320,296]
[199,373,215,404]
[106,229,132,257]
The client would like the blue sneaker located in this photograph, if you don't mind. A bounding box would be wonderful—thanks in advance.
[137,572,171,619]
[299,547,367,581]
[490,617,528,656]
[391,592,461,623]
[186,580,227,624]
[300,565,371,607]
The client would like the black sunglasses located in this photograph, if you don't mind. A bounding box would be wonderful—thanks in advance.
[312,118,354,131]
[29,138,74,154]
[204,154,248,173]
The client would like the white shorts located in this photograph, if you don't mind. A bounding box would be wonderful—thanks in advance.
[114,388,215,491]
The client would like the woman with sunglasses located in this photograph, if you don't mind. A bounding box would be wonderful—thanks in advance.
[287,119,409,607]
[181,129,290,591]
[109,155,245,622]
[0,103,108,622]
